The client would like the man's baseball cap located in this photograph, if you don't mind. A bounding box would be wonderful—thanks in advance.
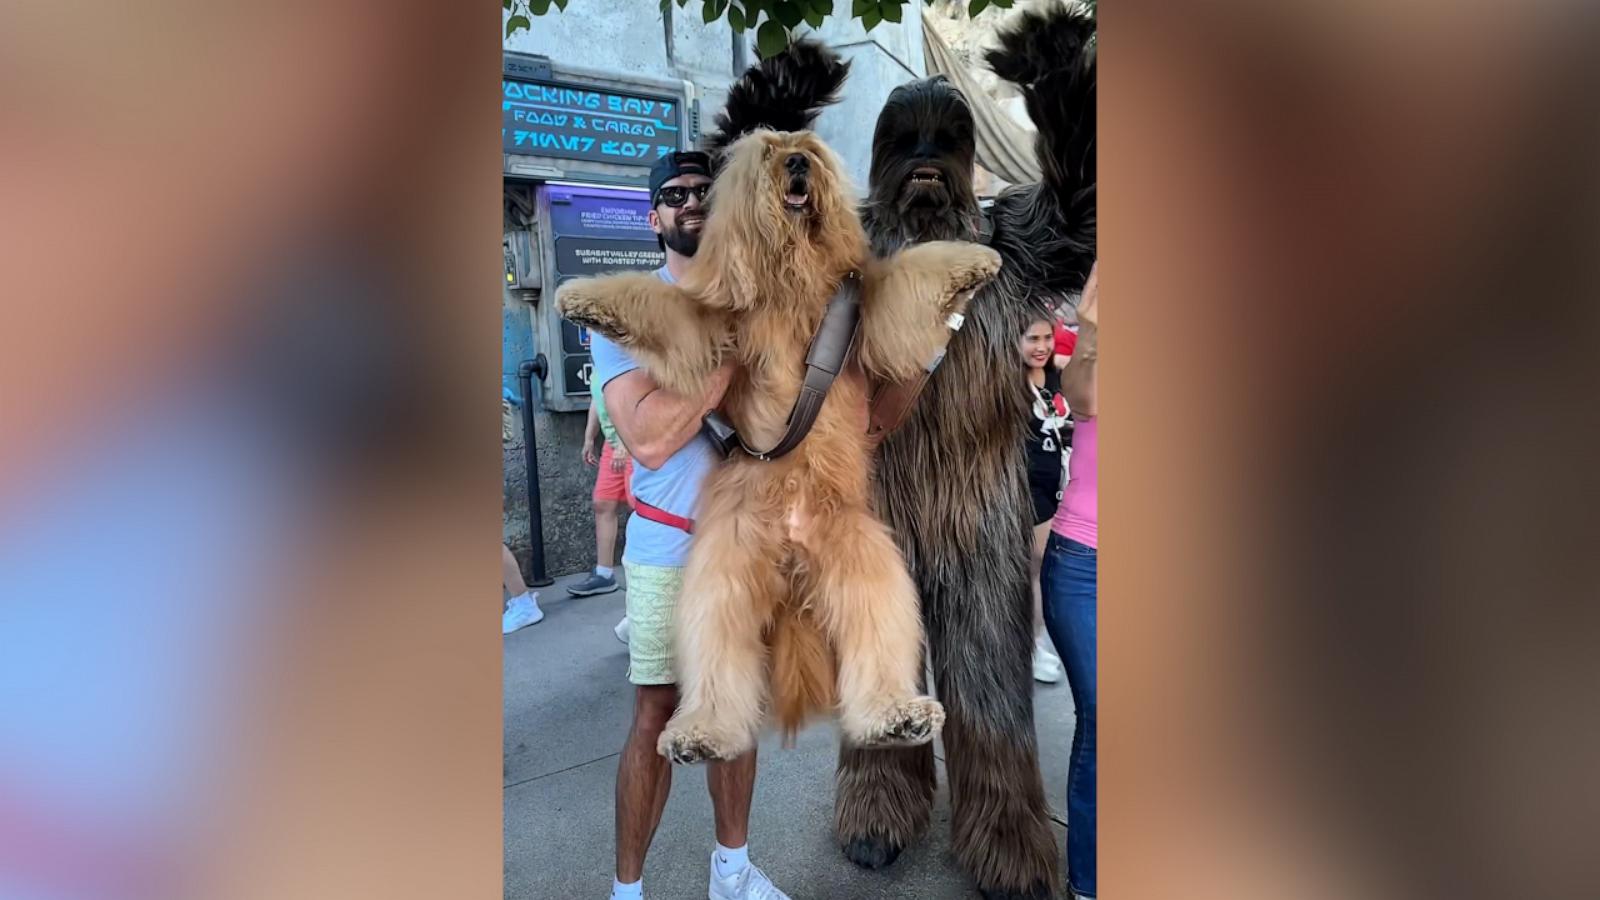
[649,150,712,205]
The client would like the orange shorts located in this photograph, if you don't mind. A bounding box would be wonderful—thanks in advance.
[593,442,633,505]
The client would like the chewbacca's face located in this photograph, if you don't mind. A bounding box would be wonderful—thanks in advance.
[868,76,978,216]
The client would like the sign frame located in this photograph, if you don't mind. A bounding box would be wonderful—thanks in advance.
[503,77,682,167]
[502,52,697,189]
[530,181,665,411]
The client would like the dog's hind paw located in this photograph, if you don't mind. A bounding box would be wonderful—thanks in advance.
[857,696,945,749]
[657,721,744,765]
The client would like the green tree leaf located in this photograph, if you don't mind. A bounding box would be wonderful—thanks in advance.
[703,0,726,23]
[504,0,513,10]
[880,0,902,23]
[992,0,1013,7]
[728,3,746,31]
[506,14,531,36]
[861,7,881,29]
[967,0,988,17]
[756,19,789,57]
[853,0,873,15]
[529,0,551,14]
[553,0,568,9]
[773,1,804,27]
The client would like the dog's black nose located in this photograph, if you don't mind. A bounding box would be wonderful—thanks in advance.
[785,153,810,175]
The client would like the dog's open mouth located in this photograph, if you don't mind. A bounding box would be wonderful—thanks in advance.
[907,166,945,185]
[784,175,811,210]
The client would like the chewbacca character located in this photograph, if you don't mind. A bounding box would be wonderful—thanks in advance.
[702,6,1095,898]
[556,128,1002,763]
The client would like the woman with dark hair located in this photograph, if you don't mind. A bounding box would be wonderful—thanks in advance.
[1020,315,1071,683]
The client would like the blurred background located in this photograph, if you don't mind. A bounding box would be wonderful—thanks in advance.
[1,2,500,898]
[1,0,1596,898]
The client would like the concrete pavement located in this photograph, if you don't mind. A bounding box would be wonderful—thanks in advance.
[505,570,1078,900]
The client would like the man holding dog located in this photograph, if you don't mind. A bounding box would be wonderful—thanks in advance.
[590,151,791,900]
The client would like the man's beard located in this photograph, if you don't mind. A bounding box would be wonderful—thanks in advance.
[661,219,702,257]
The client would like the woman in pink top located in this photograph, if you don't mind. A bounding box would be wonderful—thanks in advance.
[1040,263,1097,899]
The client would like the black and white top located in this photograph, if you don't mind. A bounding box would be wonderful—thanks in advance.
[1025,366,1073,519]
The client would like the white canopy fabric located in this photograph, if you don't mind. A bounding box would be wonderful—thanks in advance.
[921,8,1041,186]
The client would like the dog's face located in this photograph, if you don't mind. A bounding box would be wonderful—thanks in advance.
[712,129,854,248]
[692,129,865,310]
[868,76,978,216]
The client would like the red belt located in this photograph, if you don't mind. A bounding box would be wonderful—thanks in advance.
[632,497,694,534]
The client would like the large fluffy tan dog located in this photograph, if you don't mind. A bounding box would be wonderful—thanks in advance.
[557,129,1000,763]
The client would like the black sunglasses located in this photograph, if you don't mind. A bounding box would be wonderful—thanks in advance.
[655,184,710,208]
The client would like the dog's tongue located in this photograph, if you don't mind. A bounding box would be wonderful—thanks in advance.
[785,192,808,206]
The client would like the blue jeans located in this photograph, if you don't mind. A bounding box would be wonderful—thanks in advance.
[1041,532,1097,897]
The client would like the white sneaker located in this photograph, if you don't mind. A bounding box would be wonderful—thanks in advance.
[1033,635,1064,683]
[708,851,790,900]
[614,616,631,645]
[502,593,544,634]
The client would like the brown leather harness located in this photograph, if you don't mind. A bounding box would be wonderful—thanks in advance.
[701,269,966,461]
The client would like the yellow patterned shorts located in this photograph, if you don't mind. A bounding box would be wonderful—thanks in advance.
[623,562,683,685]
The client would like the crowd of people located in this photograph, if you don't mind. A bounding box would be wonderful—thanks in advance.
[504,152,1099,900]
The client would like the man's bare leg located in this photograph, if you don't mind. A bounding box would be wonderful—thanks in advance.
[503,543,528,604]
[595,498,621,569]
[707,748,756,848]
[615,684,679,882]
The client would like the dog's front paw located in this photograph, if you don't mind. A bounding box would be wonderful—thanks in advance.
[938,245,1000,318]
[856,696,945,748]
[555,280,632,344]
[950,245,1003,293]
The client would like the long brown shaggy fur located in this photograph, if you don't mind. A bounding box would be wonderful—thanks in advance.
[557,129,1001,761]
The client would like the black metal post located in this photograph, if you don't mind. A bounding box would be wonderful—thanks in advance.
[517,356,554,587]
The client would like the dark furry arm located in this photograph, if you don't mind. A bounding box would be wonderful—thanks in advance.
[702,39,850,169]
[554,273,726,398]
[985,3,1097,295]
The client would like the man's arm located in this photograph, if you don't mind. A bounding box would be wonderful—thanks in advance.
[581,404,601,467]
[603,363,735,470]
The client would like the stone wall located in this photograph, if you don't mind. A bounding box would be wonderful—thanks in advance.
[503,394,607,582]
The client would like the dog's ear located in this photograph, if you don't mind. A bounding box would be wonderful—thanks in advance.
[692,135,776,310]
[798,136,867,269]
